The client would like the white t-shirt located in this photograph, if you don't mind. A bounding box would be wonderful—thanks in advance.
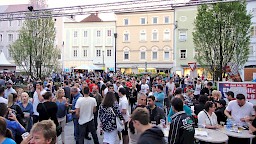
[226,100,255,124]
[198,110,218,126]
[75,96,97,125]
[0,97,8,104]
[119,96,130,122]
[166,82,175,95]
[194,84,202,95]
[103,87,108,95]
[140,84,149,94]
[33,90,46,116]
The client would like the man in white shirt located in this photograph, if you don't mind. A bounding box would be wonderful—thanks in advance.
[4,81,16,98]
[224,94,255,125]
[166,78,175,97]
[75,87,99,144]
[0,87,7,104]
[140,78,149,95]
[32,82,46,123]
[118,87,130,144]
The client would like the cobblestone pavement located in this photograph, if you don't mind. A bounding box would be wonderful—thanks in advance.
[57,121,121,144]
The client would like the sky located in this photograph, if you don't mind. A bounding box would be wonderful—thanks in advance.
[0,0,189,8]
[0,0,189,21]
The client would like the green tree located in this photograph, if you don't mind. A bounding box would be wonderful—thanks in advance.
[193,1,252,81]
[10,11,60,78]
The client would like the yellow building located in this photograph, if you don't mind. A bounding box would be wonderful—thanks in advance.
[115,10,174,74]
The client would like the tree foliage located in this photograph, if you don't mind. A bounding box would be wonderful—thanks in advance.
[10,11,60,78]
[193,1,252,81]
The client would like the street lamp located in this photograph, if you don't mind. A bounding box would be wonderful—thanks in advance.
[114,33,117,73]
[28,6,34,78]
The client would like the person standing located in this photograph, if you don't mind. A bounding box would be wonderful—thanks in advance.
[147,96,165,125]
[89,85,102,130]
[4,81,16,99]
[32,82,46,124]
[131,107,165,144]
[19,92,33,132]
[118,88,130,144]
[70,87,82,144]
[75,87,99,144]
[168,98,195,144]
[193,79,202,100]
[0,87,7,104]
[56,89,68,144]
[99,92,124,144]
[140,78,149,95]
[154,85,165,109]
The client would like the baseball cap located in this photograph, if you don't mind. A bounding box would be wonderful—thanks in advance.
[225,91,234,98]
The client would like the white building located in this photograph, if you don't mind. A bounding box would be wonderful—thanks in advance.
[0,4,28,63]
[243,1,256,81]
[63,13,116,72]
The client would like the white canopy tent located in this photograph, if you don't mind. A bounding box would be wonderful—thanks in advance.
[74,64,102,70]
[0,52,16,72]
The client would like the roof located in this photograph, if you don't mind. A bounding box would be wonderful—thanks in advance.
[0,52,16,67]
[0,4,29,13]
[80,13,102,22]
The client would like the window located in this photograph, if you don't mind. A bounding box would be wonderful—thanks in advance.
[140,30,146,41]
[179,31,187,41]
[97,30,101,37]
[152,30,158,41]
[96,50,101,57]
[9,21,12,27]
[8,34,13,42]
[124,19,129,25]
[140,51,146,60]
[107,30,112,37]
[18,20,22,26]
[164,29,170,41]
[124,33,129,42]
[124,51,129,60]
[8,49,11,57]
[152,52,157,60]
[180,50,186,59]
[164,51,170,60]
[84,31,88,37]
[152,17,158,24]
[0,34,2,42]
[107,50,111,56]
[249,46,254,56]
[83,49,88,57]
[251,26,256,37]
[74,31,78,37]
[73,49,78,57]
[140,18,146,25]
[17,34,20,40]
[164,16,169,24]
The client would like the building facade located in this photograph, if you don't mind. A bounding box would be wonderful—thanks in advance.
[0,4,28,63]
[244,1,256,81]
[173,6,204,77]
[63,14,116,71]
[115,10,174,74]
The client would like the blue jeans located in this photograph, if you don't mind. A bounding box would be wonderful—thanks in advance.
[73,118,79,144]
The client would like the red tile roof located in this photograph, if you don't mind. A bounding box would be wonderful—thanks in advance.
[80,13,102,22]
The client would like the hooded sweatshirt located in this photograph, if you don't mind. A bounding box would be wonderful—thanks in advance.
[137,126,165,144]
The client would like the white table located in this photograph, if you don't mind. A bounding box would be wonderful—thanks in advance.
[195,128,229,143]
[218,128,255,144]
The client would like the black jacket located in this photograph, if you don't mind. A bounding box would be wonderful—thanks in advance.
[215,106,227,124]
[147,106,165,125]
[200,87,213,96]
[137,126,165,144]
[168,111,195,144]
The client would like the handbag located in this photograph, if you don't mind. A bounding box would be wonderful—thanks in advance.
[110,107,124,132]
[42,103,62,136]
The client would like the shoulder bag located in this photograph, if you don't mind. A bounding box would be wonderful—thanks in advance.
[42,103,62,136]
[110,107,124,132]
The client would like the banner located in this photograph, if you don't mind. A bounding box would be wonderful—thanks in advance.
[218,82,256,105]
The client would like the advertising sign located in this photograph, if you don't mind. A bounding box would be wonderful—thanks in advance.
[218,82,256,105]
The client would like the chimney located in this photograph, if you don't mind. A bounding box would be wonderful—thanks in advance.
[95,11,98,17]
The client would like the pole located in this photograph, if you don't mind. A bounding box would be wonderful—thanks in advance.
[114,33,117,73]
[102,50,105,72]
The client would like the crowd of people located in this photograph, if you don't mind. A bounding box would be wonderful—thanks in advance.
[0,71,255,144]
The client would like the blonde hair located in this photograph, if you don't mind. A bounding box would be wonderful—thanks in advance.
[212,90,221,99]
[21,92,29,103]
[7,93,16,107]
[56,89,64,99]
[31,120,56,144]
